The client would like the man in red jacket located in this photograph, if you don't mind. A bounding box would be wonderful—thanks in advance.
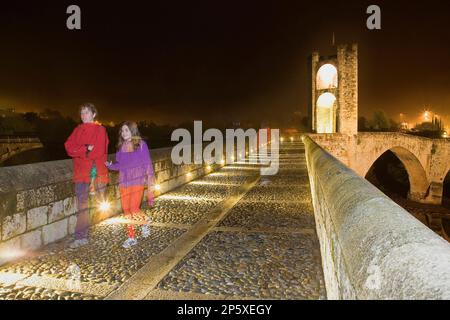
[65,103,109,249]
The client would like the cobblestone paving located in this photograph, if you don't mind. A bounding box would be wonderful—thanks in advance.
[1,223,184,285]
[146,198,220,225]
[157,141,326,299]
[0,140,326,300]
[241,185,314,203]
[158,231,323,299]
[0,284,101,300]
[0,163,261,300]
[219,201,315,229]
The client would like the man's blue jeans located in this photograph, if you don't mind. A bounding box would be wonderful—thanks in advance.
[74,182,106,240]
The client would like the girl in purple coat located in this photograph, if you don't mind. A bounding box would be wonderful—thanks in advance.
[106,121,154,248]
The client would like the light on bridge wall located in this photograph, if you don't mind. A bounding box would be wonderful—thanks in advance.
[98,200,111,212]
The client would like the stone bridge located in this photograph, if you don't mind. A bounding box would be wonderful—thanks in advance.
[308,132,450,205]
[0,139,327,300]
[0,136,44,164]
[0,137,450,299]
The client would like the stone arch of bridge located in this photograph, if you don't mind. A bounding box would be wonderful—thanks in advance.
[363,145,430,201]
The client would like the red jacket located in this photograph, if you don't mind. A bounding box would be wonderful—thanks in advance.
[64,122,109,183]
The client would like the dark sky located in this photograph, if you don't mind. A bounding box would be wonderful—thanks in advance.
[0,0,449,127]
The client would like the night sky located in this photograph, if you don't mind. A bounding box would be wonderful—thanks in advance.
[0,0,449,127]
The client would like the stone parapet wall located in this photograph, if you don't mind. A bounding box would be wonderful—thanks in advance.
[303,135,450,299]
[0,143,226,265]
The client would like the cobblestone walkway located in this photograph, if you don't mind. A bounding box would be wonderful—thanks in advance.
[0,140,326,300]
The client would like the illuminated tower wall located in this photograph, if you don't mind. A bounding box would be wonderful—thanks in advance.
[308,43,358,134]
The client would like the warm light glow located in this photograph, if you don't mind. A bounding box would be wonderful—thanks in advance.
[222,166,260,171]
[98,201,111,212]
[0,249,26,261]
[317,92,336,109]
[280,137,284,142]
[220,159,225,165]
[154,184,161,191]
[186,172,192,178]
[102,217,130,225]
[316,64,338,89]
[206,165,211,170]
[159,194,213,201]
[423,110,431,122]
[208,172,235,178]
[400,122,409,130]
[190,181,240,186]
[0,272,27,285]
[290,137,294,142]
[316,92,336,133]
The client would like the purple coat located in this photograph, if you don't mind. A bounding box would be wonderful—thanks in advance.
[108,140,154,187]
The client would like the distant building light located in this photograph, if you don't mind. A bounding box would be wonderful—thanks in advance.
[423,110,432,122]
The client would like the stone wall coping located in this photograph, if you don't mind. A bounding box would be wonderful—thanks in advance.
[0,146,175,194]
[0,141,234,194]
[309,131,448,143]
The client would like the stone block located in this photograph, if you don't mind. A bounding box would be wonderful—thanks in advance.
[0,192,16,220]
[17,185,57,211]
[21,229,42,251]
[48,200,65,223]
[42,219,68,245]
[26,206,48,230]
[64,197,77,216]
[2,213,26,240]
[68,215,77,235]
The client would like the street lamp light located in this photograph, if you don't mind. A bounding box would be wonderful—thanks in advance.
[99,200,111,212]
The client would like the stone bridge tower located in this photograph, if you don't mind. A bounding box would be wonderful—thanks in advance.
[308,43,358,134]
